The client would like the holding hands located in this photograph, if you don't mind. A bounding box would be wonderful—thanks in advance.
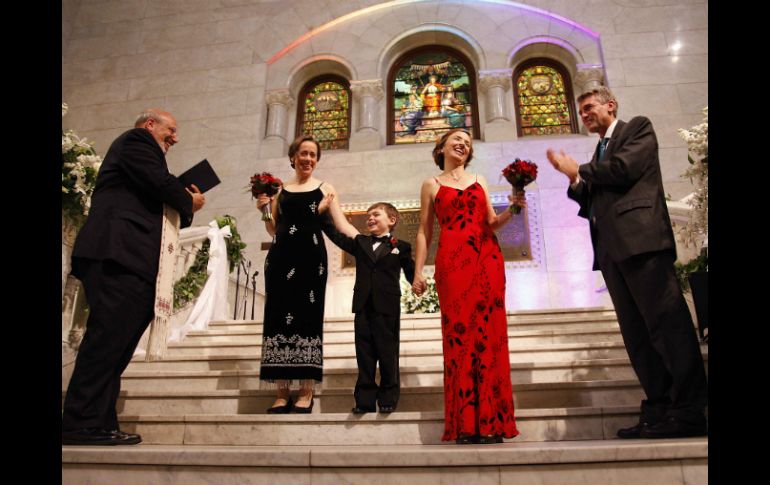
[412,273,427,296]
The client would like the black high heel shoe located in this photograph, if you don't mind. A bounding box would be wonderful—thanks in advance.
[266,397,293,414]
[455,435,479,445]
[477,435,504,444]
[291,397,314,414]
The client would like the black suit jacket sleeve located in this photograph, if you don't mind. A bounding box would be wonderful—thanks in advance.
[399,241,415,284]
[578,117,657,189]
[567,180,591,219]
[320,214,356,254]
[120,130,194,227]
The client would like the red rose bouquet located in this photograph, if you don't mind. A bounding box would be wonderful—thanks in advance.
[502,158,538,214]
[248,172,283,221]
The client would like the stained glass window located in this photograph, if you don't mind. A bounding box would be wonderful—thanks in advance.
[298,76,351,150]
[514,61,577,136]
[389,48,477,145]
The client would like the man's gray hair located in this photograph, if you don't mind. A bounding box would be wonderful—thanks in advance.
[577,86,619,116]
[134,109,167,128]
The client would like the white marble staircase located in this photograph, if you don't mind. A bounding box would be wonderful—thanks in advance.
[62,306,708,484]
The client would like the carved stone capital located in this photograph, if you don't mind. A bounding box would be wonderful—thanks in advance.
[265,89,294,107]
[349,79,385,101]
[478,70,513,92]
[574,67,605,92]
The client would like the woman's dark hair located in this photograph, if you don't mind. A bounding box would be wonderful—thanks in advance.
[288,134,321,168]
[432,128,473,170]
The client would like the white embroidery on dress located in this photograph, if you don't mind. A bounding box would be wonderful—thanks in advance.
[319,263,324,276]
[289,224,298,235]
[313,234,318,245]
[260,333,323,367]
[309,201,317,213]
[286,313,294,325]
[287,268,296,279]
[309,290,315,303]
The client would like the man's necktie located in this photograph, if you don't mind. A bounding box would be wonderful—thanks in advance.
[598,137,610,160]
[589,138,610,222]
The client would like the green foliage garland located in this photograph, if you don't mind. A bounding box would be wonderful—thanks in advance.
[173,214,247,309]
[674,250,707,292]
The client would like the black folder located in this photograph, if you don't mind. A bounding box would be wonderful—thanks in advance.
[177,159,221,193]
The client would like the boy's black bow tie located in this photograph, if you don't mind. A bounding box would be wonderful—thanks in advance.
[372,235,390,243]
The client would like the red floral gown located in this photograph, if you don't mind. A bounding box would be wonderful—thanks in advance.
[433,179,519,441]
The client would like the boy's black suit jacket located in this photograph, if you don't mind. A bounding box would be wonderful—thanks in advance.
[330,233,415,317]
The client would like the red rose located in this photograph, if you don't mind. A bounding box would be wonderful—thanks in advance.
[248,171,283,198]
[502,158,538,188]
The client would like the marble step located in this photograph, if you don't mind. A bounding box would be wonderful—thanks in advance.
[132,340,707,372]
[168,327,625,354]
[134,341,635,367]
[96,406,646,445]
[106,380,645,415]
[160,345,631,361]
[121,353,709,391]
[207,308,620,333]
[62,438,707,485]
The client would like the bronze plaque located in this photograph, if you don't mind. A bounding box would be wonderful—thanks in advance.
[340,204,532,268]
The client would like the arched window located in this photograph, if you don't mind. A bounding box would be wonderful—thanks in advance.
[296,75,351,150]
[388,46,479,145]
[513,59,578,137]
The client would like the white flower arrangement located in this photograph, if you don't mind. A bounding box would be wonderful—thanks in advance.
[400,274,440,314]
[62,102,102,228]
[677,106,708,249]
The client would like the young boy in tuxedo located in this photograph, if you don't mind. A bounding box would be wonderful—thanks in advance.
[327,202,415,414]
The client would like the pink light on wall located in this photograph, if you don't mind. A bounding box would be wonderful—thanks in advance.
[267,0,599,65]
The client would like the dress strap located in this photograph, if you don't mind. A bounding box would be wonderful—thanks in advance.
[317,181,324,189]
[434,177,442,186]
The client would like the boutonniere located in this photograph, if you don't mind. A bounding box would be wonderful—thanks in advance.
[389,236,398,246]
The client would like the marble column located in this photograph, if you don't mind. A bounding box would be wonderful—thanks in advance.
[349,79,384,151]
[574,66,605,94]
[478,69,516,142]
[260,89,294,158]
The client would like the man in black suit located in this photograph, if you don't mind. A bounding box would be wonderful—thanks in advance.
[546,87,707,439]
[327,203,415,414]
[62,109,206,445]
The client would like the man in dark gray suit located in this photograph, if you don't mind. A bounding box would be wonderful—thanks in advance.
[62,109,206,445]
[546,87,707,439]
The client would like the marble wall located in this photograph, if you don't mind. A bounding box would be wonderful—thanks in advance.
[61,0,707,315]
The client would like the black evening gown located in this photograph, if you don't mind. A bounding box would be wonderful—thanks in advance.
[260,186,330,386]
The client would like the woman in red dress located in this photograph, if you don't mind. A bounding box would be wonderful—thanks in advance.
[412,128,524,444]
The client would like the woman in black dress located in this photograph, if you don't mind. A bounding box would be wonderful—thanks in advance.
[256,135,342,413]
